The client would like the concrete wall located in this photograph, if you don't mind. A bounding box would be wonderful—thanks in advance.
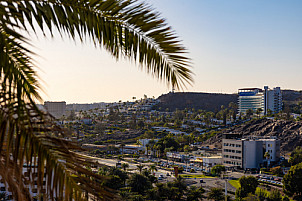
[243,140,263,169]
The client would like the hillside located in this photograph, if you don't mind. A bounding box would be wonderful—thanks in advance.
[204,118,302,154]
[153,90,302,113]
[154,92,238,112]
[282,90,302,102]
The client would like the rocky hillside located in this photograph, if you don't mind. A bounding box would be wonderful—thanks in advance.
[204,118,302,154]
[154,92,237,112]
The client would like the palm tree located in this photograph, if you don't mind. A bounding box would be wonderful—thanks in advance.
[186,186,205,201]
[256,108,263,118]
[121,163,129,172]
[246,109,254,119]
[149,164,157,175]
[0,0,192,200]
[146,143,150,157]
[208,188,224,201]
[120,143,126,154]
[154,144,162,158]
[136,164,145,174]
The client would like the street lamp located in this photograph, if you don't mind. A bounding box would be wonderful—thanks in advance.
[221,171,228,201]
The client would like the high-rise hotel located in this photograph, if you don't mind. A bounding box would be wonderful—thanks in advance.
[238,86,282,115]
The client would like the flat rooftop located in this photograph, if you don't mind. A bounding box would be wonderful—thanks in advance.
[238,88,262,90]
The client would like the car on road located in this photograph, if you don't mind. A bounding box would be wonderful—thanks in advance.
[158,174,164,180]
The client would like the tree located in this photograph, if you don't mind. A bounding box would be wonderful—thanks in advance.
[67,110,76,121]
[268,189,282,201]
[137,165,145,174]
[236,176,258,198]
[94,122,105,134]
[0,0,192,200]
[256,108,263,118]
[149,164,157,175]
[211,165,226,176]
[283,162,302,199]
[246,109,254,119]
[186,186,205,201]
[264,151,271,168]
[146,143,150,157]
[121,163,129,172]
[104,167,128,190]
[267,109,273,116]
[270,166,283,176]
[128,173,151,194]
[137,120,145,129]
[208,188,224,201]
[255,188,268,201]
[289,147,302,166]
[184,145,190,153]
[173,176,187,196]
[120,143,126,154]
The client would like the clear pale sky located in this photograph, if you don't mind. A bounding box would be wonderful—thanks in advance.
[31,0,302,104]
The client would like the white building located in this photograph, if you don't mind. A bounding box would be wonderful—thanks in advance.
[192,156,222,172]
[238,86,282,116]
[222,134,280,170]
[118,144,144,154]
[152,127,188,135]
[264,86,282,114]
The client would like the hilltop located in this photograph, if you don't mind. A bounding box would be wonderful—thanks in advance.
[152,90,302,113]
[153,92,237,112]
[204,118,302,154]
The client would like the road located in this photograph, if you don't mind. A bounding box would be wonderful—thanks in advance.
[82,154,237,197]
[80,154,172,177]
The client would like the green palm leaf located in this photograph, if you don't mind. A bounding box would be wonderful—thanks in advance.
[0,0,193,200]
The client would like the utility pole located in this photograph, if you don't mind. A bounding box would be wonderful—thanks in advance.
[225,179,227,201]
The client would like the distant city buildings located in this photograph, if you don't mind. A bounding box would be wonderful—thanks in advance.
[222,134,280,170]
[44,101,66,118]
[238,86,282,116]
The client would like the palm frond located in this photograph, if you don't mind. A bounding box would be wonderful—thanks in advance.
[3,0,193,89]
[0,0,193,200]
[0,95,116,200]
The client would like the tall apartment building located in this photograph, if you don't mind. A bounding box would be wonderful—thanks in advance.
[222,134,280,170]
[238,86,282,116]
[44,101,66,119]
[264,86,282,114]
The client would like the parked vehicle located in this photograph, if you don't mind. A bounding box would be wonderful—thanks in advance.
[158,174,164,180]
